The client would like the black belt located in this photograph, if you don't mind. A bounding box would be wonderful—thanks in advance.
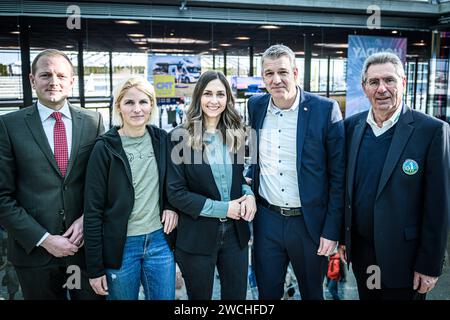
[258,197,303,217]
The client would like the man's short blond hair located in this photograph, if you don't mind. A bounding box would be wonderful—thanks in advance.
[31,49,74,76]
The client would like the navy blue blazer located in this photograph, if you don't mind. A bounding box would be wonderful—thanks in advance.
[246,90,346,243]
[344,105,450,288]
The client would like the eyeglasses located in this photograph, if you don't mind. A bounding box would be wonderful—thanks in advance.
[364,77,398,89]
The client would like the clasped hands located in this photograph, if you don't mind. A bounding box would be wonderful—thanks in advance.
[40,215,84,258]
[226,195,256,222]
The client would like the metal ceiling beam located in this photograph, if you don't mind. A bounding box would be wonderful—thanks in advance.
[186,0,441,15]
[0,0,435,31]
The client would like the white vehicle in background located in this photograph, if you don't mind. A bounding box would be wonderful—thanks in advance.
[154,58,200,83]
[179,61,200,83]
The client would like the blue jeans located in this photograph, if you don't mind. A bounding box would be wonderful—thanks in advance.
[105,228,175,300]
[327,278,340,300]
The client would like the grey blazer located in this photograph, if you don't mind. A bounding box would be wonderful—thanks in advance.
[0,103,104,268]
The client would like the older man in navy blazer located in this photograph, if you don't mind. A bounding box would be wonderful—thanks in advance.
[246,44,345,300]
[341,52,449,300]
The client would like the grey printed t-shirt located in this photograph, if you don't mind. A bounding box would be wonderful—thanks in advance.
[121,131,162,236]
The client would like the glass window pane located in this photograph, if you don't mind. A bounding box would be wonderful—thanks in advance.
[0,49,23,100]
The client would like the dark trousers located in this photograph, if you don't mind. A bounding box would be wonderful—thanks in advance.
[253,204,327,300]
[175,220,248,300]
[15,258,103,300]
[351,233,426,300]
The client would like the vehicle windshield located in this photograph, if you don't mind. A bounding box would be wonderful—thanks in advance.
[186,67,199,73]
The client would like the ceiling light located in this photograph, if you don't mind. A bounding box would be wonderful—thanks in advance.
[127,33,145,38]
[235,36,250,40]
[294,51,305,55]
[144,37,209,44]
[259,25,280,30]
[314,43,348,49]
[335,51,344,54]
[210,48,219,51]
[412,40,426,46]
[65,45,74,49]
[115,20,139,25]
[391,30,398,34]
[220,43,232,47]
[151,48,194,53]
[10,31,20,35]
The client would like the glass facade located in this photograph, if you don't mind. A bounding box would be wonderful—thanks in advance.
[1,0,450,301]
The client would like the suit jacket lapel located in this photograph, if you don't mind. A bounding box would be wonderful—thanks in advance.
[65,104,84,178]
[347,113,367,203]
[251,95,270,188]
[197,147,221,197]
[296,90,311,172]
[255,95,270,135]
[24,104,61,176]
[376,106,414,200]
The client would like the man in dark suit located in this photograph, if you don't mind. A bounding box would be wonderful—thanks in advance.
[0,49,104,299]
[341,52,450,300]
[246,44,345,300]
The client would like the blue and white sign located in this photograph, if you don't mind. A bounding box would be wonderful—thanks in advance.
[345,35,407,118]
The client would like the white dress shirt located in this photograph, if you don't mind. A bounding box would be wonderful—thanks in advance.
[259,87,302,208]
[366,104,402,137]
[36,100,73,247]
[37,100,73,158]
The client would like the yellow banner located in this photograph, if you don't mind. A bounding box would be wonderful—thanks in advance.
[154,75,176,97]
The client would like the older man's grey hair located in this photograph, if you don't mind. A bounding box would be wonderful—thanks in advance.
[361,52,405,83]
[261,44,296,69]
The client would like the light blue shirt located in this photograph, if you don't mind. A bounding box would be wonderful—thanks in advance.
[200,132,254,218]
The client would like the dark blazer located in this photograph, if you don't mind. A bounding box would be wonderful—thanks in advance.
[167,127,250,255]
[246,91,346,243]
[83,125,175,279]
[0,103,104,268]
[344,105,450,288]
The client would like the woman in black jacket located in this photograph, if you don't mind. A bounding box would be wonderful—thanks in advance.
[83,77,177,300]
[167,70,256,300]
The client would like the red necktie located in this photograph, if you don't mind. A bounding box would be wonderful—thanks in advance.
[51,112,69,177]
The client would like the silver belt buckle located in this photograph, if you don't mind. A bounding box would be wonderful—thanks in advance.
[219,218,228,222]
[280,207,291,216]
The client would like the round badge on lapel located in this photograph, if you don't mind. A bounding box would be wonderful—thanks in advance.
[402,159,418,175]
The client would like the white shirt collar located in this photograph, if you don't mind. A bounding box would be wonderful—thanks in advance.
[366,104,402,137]
[268,86,300,115]
[37,100,72,122]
